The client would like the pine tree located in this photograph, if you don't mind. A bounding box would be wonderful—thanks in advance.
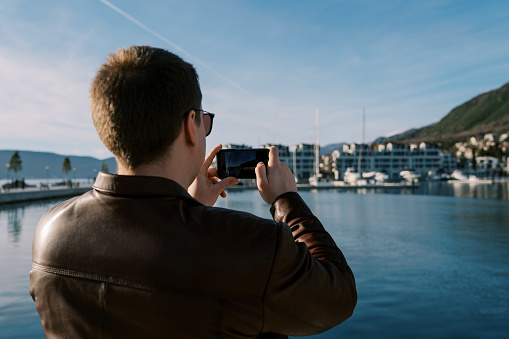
[62,157,72,182]
[8,151,22,181]
[101,161,109,173]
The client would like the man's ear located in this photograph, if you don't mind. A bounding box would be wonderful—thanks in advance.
[184,110,198,146]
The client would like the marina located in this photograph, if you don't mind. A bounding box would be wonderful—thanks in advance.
[2,177,508,204]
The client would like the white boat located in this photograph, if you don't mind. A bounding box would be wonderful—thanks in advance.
[427,171,450,181]
[468,175,479,182]
[447,171,491,184]
[344,168,362,185]
[309,174,331,186]
[450,170,468,181]
[362,171,389,183]
[400,170,421,182]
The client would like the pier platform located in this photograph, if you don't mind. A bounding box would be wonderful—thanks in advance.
[296,182,420,190]
[0,185,92,204]
[225,182,419,191]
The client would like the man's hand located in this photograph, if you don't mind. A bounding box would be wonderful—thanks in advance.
[255,146,298,205]
[188,144,239,206]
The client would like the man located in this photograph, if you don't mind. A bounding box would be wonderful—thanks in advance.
[30,46,356,338]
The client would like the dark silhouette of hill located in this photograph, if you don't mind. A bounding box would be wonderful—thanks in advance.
[0,150,116,179]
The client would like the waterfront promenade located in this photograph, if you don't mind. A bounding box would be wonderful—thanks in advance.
[0,185,92,204]
[226,181,420,191]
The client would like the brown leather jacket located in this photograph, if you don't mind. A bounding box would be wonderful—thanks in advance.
[30,172,356,338]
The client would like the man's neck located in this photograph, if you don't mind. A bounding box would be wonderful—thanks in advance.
[117,163,187,187]
[116,146,196,189]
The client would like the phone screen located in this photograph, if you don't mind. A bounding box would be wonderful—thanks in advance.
[216,149,269,179]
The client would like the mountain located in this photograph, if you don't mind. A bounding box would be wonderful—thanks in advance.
[372,128,419,144]
[0,150,116,180]
[385,81,509,144]
[320,143,348,155]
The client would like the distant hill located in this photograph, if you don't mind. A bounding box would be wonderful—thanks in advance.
[320,143,348,155]
[372,128,419,144]
[386,81,509,144]
[0,150,116,179]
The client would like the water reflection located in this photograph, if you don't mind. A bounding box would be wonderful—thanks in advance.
[346,181,509,201]
[0,199,62,245]
[7,208,24,243]
[438,181,509,200]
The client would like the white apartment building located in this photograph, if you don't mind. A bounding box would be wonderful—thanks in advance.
[441,153,458,174]
[331,142,456,180]
[291,143,316,182]
[475,156,501,178]
[223,144,252,150]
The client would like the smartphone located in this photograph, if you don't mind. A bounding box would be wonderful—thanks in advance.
[216,149,269,179]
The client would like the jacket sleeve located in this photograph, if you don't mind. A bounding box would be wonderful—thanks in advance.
[261,192,357,336]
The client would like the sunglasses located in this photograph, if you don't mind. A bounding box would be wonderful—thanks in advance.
[186,108,215,136]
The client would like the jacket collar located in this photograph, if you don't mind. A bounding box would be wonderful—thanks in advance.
[93,172,200,204]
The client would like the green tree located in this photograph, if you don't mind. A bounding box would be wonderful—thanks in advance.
[62,157,72,182]
[101,161,109,173]
[8,151,22,181]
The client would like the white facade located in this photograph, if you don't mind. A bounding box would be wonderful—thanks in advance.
[224,144,252,150]
[475,156,500,178]
[292,143,316,182]
[332,142,455,180]
[441,153,458,174]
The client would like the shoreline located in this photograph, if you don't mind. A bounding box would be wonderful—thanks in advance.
[0,185,92,205]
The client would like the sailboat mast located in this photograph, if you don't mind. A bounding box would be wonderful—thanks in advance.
[315,109,320,177]
[363,107,365,145]
[271,107,275,145]
[358,108,365,174]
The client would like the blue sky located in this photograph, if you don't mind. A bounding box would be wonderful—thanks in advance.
[1,0,509,159]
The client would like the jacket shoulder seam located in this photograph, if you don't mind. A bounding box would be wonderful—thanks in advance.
[31,263,157,291]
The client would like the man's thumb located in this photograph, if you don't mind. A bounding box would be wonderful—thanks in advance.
[218,177,239,191]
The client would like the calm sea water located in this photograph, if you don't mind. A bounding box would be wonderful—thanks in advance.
[1,182,508,338]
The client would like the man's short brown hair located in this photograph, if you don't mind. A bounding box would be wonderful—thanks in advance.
[90,46,202,169]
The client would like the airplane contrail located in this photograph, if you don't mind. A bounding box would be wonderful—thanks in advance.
[98,0,248,94]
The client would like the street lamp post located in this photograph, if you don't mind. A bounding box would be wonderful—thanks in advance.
[4,163,9,191]
[45,166,50,185]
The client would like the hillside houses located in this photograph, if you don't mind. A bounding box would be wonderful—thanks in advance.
[454,132,509,176]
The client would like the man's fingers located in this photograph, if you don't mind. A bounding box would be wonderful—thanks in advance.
[255,162,268,188]
[207,167,218,178]
[268,146,279,167]
[202,144,223,170]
